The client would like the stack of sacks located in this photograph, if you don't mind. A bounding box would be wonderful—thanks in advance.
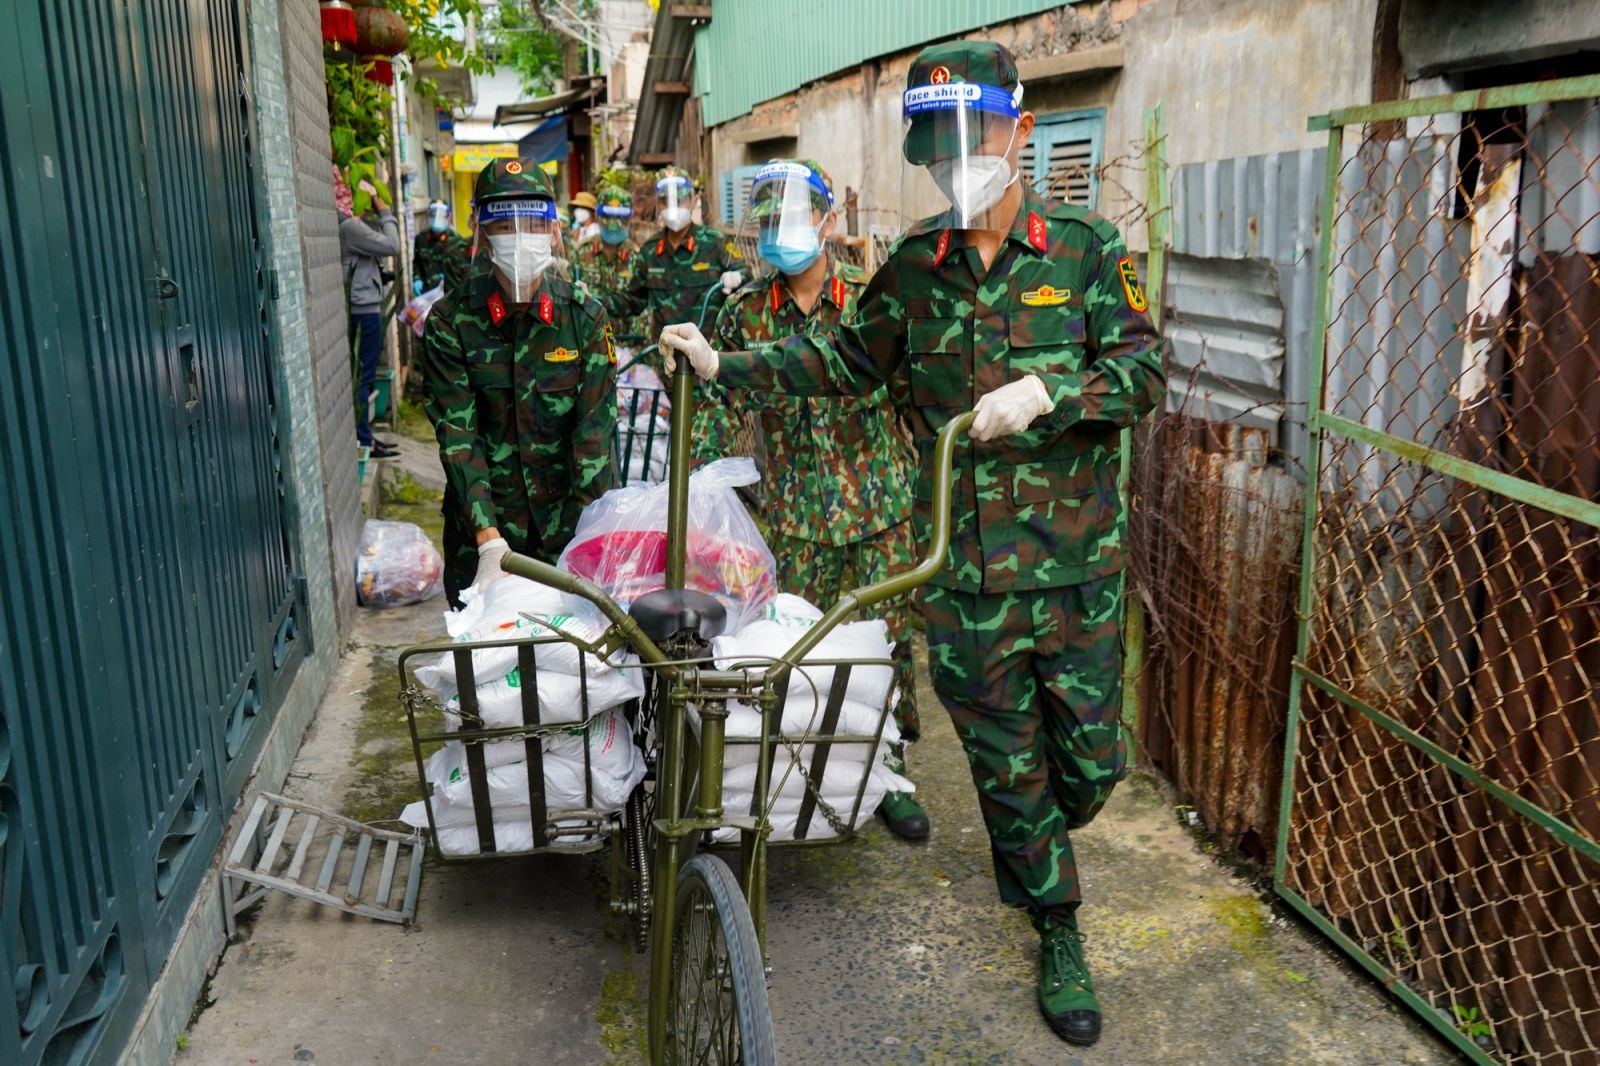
[705,594,912,842]
[401,576,647,855]
[414,577,645,729]
[616,363,671,484]
[401,708,646,856]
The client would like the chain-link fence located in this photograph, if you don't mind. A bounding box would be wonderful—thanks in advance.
[1278,81,1600,1064]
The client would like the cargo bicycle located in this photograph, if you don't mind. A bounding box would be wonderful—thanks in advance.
[399,362,974,1064]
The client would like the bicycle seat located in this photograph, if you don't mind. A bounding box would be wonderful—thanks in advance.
[629,588,729,643]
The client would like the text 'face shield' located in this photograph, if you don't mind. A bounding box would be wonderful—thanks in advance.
[739,162,833,275]
[472,197,565,295]
[901,79,1022,232]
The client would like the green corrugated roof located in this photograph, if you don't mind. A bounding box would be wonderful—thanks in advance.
[693,0,1070,128]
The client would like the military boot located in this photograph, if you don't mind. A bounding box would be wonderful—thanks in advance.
[1038,923,1101,1046]
[876,743,929,841]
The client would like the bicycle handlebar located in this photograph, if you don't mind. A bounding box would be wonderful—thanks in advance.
[502,409,974,674]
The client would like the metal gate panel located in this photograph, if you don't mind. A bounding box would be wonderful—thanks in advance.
[1280,78,1600,1065]
[0,0,306,1061]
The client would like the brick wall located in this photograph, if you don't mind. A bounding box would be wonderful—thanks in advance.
[280,0,361,634]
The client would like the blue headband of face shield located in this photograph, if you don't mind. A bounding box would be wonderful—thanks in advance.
[478,198,558,222]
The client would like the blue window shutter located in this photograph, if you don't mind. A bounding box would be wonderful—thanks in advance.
[1026,109,1105,209]
[721,170,736,224]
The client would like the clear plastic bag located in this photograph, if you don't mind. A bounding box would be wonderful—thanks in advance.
[401,281,446,337]
[557,457,777,630]
[355,519,444,608]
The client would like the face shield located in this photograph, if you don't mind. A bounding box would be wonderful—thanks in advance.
[427,200,450,233]
[656,175,695,233]
[598,199,632,246]
[739,162,832,276]
[900,79,1024,231]
[472,196,567,298]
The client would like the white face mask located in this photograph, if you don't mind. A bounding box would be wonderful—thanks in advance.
[487,232,553,285]
[573,208,592,225]
[661,206,691,232]
[928,127,1019,226]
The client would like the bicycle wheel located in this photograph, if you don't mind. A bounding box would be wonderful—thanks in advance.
[666,854,775,1066]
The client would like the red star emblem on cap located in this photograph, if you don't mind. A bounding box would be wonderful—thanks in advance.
[930,66,951,84]
[505,161,523,175]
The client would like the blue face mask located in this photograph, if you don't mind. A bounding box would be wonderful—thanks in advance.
[600,225,628,246]
[429,215,448,233]
[758,226,821,275]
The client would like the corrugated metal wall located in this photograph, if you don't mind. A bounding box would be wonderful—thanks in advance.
[1133,147,1324,862]
[693,0,1068,128]
[0,1,306,1062]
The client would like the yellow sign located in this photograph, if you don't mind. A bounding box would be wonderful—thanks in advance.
[1021,285,1071,307]
[451,143,518,171]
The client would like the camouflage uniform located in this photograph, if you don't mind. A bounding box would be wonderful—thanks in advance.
[717,181,1165,929]
[424,160,618,604]
[604,195,746,458]
[413,228,470,296]
[712,259,922,739]
[574,240,649,347]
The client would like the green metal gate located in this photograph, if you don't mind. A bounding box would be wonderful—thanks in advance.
[1279,78,1600,1064]
[0,1,304,1062]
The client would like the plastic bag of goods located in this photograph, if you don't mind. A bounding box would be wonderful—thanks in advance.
[414,576,621,694]
[712,612,897,712]
[615,363,672,485]
[401,708,646,856]
[355,519,444,608]
[557,457,777,630]
[402,281,446,337]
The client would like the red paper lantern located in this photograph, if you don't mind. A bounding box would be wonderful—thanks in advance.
[353,5,409,58]
[319,1,356,49]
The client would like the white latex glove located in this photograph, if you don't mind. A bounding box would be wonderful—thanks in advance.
[970,376,1055,441]
[659,322,720,380]
[474,537,510,588]
[720,270,743,294]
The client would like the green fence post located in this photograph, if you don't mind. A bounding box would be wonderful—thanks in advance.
[1121,102,1166,743]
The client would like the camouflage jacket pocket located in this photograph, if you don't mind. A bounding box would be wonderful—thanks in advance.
[1007,304,1088,378]
[907,316,967,409]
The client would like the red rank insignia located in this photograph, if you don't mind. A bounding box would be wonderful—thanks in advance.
[933,229,951,267]
[1028,212,1048,253]
[770,281,783,313]
[487,290,507,325]
[686,235,696,254]
[830,276,845,306]
[656,238,665,255]
[538,291,554,324]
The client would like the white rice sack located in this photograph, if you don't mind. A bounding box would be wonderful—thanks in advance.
[441,657,644,729]
[416,578,616,693]
[712,618,896,710]
[758,593,824,628]
[705,699,898,771]
[726,757,911,804]
[422,710,645,816]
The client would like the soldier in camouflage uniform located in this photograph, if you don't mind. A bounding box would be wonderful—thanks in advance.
[713,159,928,840]
[413,198,470,297]
[603,167,746,459]
[424,159,617,606]
[660,43,1164,1047]
[572,186,649,349]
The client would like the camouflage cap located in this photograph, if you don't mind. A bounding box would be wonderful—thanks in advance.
[902,41,1023,165]
[597,185,633,219]
[473,158,554,203]
[748,158,835,221]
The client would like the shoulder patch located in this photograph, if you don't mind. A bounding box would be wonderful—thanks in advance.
[1117,257,1148,312]
[1027,212,1048,253]
[488,290,507,325]
[933,229,951,267]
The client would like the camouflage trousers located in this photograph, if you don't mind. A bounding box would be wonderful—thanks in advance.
[769,524,921,742]
[689,382,747,463]
[920,576,1127,931]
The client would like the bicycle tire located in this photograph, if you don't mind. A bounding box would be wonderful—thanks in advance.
[666,853,776,1066]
